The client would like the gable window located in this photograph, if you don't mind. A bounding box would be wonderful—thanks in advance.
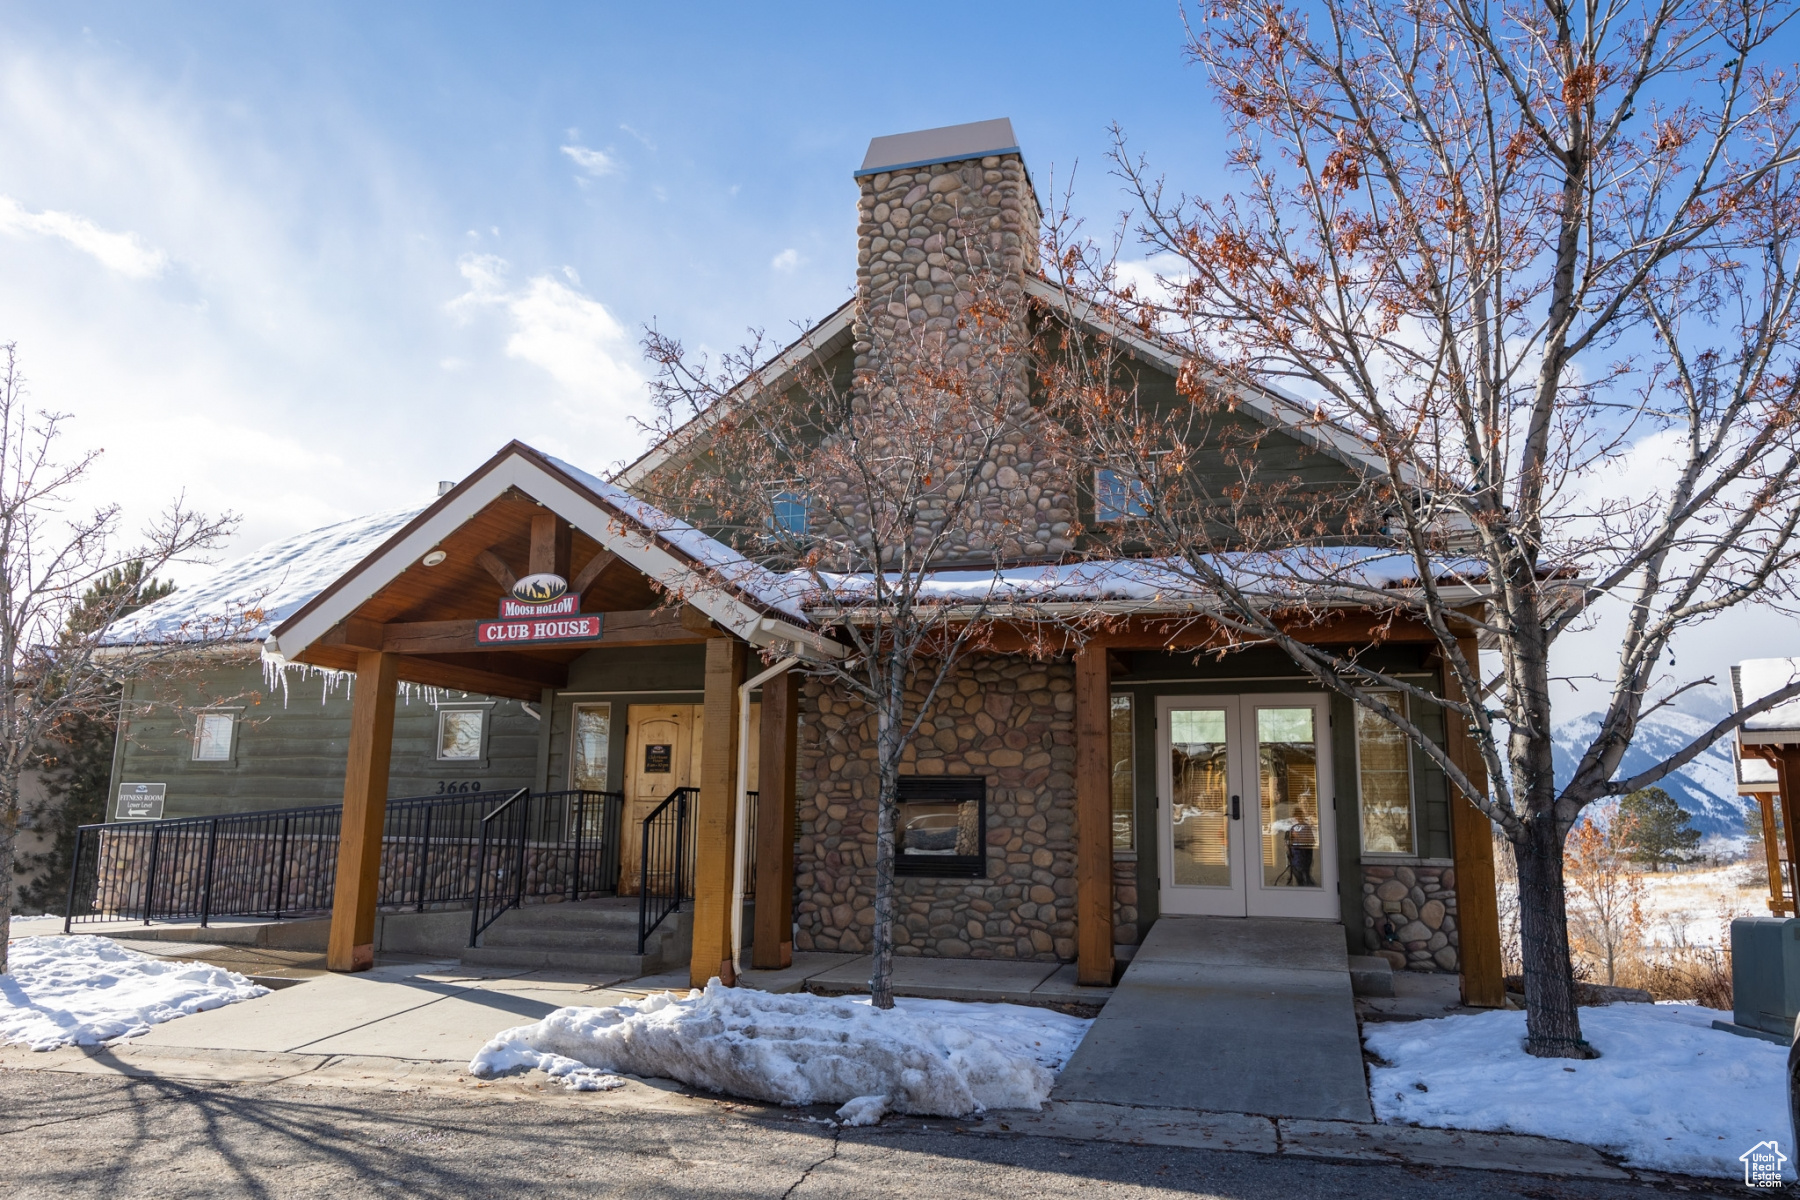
[437,708,486,762]
[1094,469,1148,522]
[191,712,236,762]
[895,776,986,878]
[771,490,810,537]
[1356,693,1416,855]
[570,703,611,791]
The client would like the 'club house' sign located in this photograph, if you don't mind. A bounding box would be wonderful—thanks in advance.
[476,573,605,646]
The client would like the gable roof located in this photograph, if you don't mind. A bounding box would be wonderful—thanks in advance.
[103,507,423,647]
[264,441,827,663]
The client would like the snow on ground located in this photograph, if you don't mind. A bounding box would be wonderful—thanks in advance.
[0,936,268,1051]
[470,980,1091,1121]
[1638,866,1763,949]
[1365,1003,1788,1179]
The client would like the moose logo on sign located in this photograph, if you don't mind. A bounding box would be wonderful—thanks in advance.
[512,572,568,603]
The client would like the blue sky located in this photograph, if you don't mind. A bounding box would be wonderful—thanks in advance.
[0,2,1217,559]
[2,2,1797,719]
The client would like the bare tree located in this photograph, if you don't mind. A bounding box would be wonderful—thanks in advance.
[1045,0,1800,1055]
[0,345,236,971]
[639,262,1060,1007]
[1564,801,1645,987]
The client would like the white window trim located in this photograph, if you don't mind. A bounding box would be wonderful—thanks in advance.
[568,701,613,791]
[1354,692,1419,858]
[435,706,489,764]
[190,707,242,765]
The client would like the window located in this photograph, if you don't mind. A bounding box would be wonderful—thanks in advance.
[1356,693,1416,855]
[570,703,611,790]
[771,490,810,536]
[1094,469,1148,522]
[895,776,986,878]
[191,712,235,762]
[1110,693,1134,850]
[437,708,485,761]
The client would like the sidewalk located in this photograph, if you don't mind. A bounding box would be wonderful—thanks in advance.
[0,931,1652,1184]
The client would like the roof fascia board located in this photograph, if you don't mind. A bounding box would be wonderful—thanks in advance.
[268,451,776,660]
[614,302,856,489]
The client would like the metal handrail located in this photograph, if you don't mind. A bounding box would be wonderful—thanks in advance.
[637,787,696,954]
[469,788,533,946]
[64,787,628,933]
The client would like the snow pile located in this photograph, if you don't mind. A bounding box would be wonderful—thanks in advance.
[469,980,1091,1117]
[1365,1003,1790,1179]
[0,936,269,1050]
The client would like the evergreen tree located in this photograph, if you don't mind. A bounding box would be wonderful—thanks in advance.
[15,563,174,913]
[1618,787,1703,872]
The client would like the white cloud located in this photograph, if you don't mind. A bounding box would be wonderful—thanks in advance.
[560,143,618,177]
[450,253,644,407]
[771,247,799,273]
[0,194,167,278]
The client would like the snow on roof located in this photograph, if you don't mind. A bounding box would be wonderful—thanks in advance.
[1737,657,1800,735]
[546,455,808,620]
[102,508,422,646]
[793,548,1491,610]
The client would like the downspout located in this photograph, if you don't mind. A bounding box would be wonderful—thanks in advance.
[731,655,800,979]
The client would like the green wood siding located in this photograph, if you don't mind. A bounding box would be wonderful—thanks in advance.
[109,658,541,819]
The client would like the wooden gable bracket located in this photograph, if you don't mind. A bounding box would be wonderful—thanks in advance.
[475,549,517,591]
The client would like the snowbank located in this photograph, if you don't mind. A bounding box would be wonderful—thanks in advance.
[469,980,1091,1118]
[0,936,269,1050]
[1364,1003,1789,1179]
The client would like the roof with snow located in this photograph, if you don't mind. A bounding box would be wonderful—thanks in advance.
[101,508,422,647]
[1734,658,1800,747]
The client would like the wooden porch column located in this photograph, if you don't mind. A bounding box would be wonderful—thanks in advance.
[689,637,746,988]
[1772,748,1800,918]
[327,650,399,972]
[1073,642,1114,987]
[1441,638,1503,1008]
[1755,793,1789,914]
[753,671,801,970]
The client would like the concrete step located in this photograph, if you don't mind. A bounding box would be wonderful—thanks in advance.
[482,900,644,931]
[459,944,652,975]
[480,925,643,953]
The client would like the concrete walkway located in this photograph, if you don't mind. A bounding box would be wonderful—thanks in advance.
[1053,916,1374,1122]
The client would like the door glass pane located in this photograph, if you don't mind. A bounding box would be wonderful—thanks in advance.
[1356,695,1415,854]
[1169,709,1230,886]
[1258,707,1321,889]
[572,703,611,790]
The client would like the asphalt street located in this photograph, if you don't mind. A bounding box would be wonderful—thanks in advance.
[0,1067,1738,1200]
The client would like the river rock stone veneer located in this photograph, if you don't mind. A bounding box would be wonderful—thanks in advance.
[1361,863,1460,972]
[793,654,1077,961]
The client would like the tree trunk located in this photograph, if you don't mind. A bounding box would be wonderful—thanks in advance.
[1513,818,1592,1058]
[0,799,16,974]
[868,715,899,1009]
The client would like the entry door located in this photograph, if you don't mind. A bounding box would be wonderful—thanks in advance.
[1157,694,1337,919]
[620,704,703,892]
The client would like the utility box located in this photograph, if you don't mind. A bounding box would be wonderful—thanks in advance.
[1731,917,1800,1037]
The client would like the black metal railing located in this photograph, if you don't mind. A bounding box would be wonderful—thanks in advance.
[64,787,628,933]
[637,787,696,953]
[470,788,532,944]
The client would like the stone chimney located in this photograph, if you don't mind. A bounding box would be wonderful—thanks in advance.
[850,119,1073,559]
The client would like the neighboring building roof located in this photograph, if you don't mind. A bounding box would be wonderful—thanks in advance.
[1734,658,1800,746]
[101,507,422,647]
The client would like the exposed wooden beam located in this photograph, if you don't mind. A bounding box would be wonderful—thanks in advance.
[752,671,801,971]
[569,548,619,599]
[1073,643,1114,987]
[390,655,558,701]
[680,604,722,636]
[476,548,517,591]
[319,607,708,657]
[1443,636,1503,1008]
[690,637,746,988]
[529,513,570,578]
[327,651,398,972]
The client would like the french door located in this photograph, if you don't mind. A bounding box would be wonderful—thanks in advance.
[1155,694,1338,919]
